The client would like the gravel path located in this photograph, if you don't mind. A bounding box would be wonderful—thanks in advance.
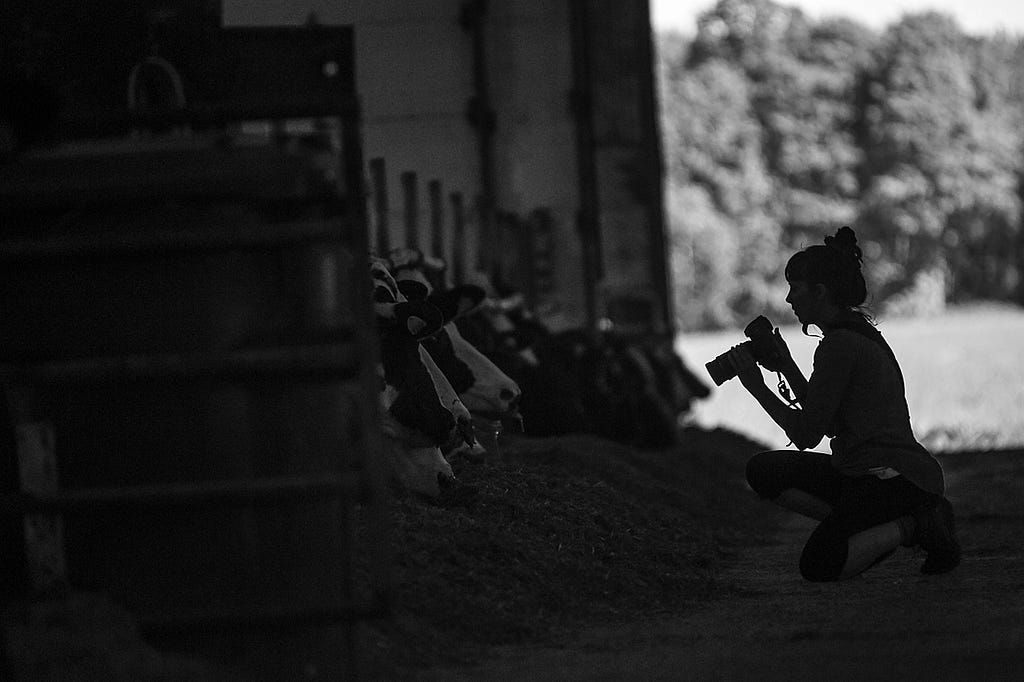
[415,450,1024,681]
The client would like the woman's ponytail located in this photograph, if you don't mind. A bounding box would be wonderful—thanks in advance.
[824,226,863,266]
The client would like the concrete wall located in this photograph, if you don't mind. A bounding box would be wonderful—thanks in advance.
[485,1,585,327]
[223,0,481,280]
[222,0,666,334]
[585,0,670,336]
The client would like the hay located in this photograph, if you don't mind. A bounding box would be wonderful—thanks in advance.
[358,427,773,674]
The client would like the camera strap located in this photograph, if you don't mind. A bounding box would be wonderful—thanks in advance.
[775,372,799,407]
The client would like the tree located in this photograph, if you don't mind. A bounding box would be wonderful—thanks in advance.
[859,12,1022,311]
[757,17,875,250]
[658,2,1024,328]
[660,56,783,329]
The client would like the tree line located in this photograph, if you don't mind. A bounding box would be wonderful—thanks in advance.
[657,0,1024,330]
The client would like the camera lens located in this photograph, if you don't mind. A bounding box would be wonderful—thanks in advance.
[705,353,736,386]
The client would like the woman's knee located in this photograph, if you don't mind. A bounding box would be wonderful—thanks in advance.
[746,450,790,499]
[799,527,846,582]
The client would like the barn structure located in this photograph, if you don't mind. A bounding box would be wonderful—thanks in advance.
[1,0,673,677]
[224,0,673,337]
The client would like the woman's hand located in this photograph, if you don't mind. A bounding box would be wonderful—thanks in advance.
[727,344,766,393]
[757,328,794,373]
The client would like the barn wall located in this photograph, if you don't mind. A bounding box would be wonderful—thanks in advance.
[223,0,481,278]
[584,0,670,336]
[483,0,586,328]
[222,0,667,334]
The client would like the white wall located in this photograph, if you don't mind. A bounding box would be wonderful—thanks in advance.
[223,0,588,327]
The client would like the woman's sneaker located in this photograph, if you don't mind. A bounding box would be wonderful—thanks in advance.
[914,498,961,575]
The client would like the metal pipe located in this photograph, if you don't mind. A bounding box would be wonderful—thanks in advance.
[459,0,497,275]
[429,179,445,261]
[370,157,391,255]
[569,0,602,334]
[401,171,420,250]
[636,0,673,336]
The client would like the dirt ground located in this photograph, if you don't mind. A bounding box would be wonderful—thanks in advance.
[4,436,1021,680]
[413,447,1024,681]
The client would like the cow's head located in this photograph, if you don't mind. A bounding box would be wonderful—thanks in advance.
[391,266,522,419]
[375,299,455,447]
[371,256,467,495]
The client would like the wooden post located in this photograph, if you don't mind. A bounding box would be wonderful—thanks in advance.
[428,179,444,264]
[450,192,465,286]
[401,171,419,251]
[16,421,67,593]
[369,157,390,255]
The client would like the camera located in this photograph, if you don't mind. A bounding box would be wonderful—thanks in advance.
[705,315,782,386]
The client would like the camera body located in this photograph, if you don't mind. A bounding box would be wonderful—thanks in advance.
[705,315,781,386]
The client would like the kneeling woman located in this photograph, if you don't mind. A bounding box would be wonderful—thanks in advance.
[727,227,960,581]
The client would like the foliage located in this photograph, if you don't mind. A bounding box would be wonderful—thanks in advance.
[659,52,783,328]
[659,0,1024,330]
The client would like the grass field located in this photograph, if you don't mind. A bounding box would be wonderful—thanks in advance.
[676,303,1024,453]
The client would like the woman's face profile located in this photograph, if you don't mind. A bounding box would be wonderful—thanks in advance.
[785,279,818,326]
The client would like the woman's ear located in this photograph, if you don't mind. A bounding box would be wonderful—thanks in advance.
[813,283,829,300]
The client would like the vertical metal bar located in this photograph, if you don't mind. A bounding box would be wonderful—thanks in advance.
[636,0,672,336]
[429,179,444,263]
[369,157,390,256]
[338,101,393,624]
[450,192,466,285]
[401,171,419,251]
[460,0,496,275]
[570,0,602,336]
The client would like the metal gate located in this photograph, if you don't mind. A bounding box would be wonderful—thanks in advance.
[0,26,388,680]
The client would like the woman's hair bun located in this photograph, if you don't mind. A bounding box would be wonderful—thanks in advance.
[824,226,862,263]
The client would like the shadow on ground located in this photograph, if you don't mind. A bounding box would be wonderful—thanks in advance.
[414,447,1024,681]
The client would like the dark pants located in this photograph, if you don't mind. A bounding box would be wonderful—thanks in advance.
[746,450,937,582]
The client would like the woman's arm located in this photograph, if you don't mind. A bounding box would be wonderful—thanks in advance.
[727,345,822,449]
[758,329,808,404]
[776,353,809,404]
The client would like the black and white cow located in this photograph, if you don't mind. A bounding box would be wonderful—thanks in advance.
[454,292,592,437]
[452,276,711,447]
[370,256,474,497]
[388,249,522,423]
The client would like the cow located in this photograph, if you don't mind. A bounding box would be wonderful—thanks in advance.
[388,249,523,424]
[370,256,475,497]
[640,338,712,420]
[451,274,711,446]
[454,291,591,437]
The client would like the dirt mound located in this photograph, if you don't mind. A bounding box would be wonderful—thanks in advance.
[358,427,774,676]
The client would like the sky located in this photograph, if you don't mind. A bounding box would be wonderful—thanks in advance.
[650,0,1024,37]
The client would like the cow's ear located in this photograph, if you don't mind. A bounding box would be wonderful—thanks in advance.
[406,314,430,337]
[453,285,486,316]
[373,284,397,303]
[398,279,430,301]
[374,300,399,322]
[392,300,444,339]
[428,285,486,322]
